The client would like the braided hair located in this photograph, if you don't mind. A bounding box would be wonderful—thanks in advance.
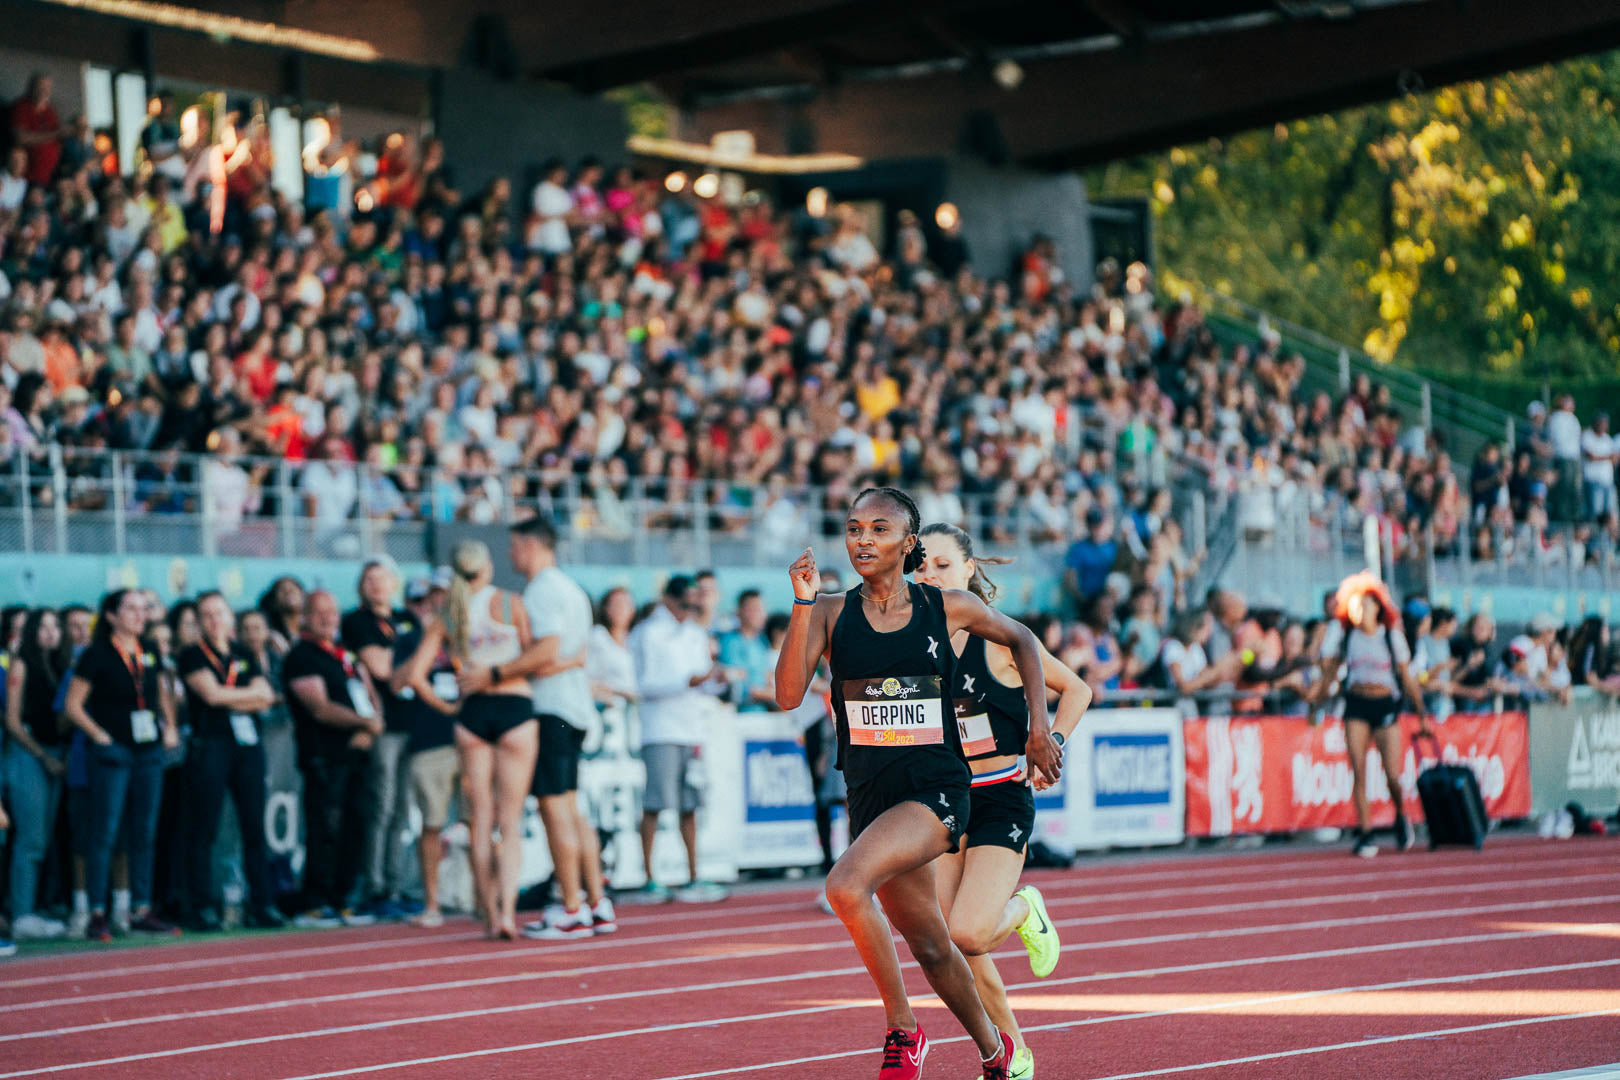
[853,486,927,574]
[918,522,1015,603]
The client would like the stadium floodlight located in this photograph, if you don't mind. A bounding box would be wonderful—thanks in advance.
[992,59,1025,90]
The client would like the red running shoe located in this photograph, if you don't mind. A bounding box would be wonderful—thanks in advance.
[879,1024,928,1080]
[978,1030,1016,1080]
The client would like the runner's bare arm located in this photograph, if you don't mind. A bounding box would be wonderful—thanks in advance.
[775,548,831,709]
[944,589,1061,783]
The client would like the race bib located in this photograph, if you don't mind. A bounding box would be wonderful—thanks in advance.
[843,676,944,747]
[130,709,159,744]
[348,679,376,718]
[229,713,259,746]
[431,671,460,702]
[953,700,997,757]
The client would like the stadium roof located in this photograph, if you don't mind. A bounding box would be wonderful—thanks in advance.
[20,0,1620,166]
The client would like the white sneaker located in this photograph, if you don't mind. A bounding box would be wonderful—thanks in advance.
[591,897,617,935]
[11,914,67,940]
[68,910,89,938]
[111,911,132,936]
[675,880,729,904]
[521,905,593,940]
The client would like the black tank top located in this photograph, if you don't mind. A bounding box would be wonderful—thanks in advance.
[13,652,66,747]
[951,633,1030,761]
[829,582,961,786]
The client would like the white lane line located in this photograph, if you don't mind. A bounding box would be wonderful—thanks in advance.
[646,961,1620,1080]
[0,913,1569,1047]
[268,957,1620,1080]
[11,944,1609,1080]
[0,838,1598,990]
[8,868,1614,1014]
[1079,1011,1620,1079]
[1503,1066,1620,1080]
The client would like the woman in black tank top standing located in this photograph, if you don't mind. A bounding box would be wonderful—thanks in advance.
[914,524,1092,1080]
[775,488,1062,1080]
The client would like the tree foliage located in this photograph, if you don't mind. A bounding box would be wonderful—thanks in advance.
[1088,53,1620,378]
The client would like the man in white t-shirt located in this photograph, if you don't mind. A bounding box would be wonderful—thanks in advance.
[1582,411,1617,525]
[508,517,613,940]
[1547,395,1584,523]
[528,160,574,257]
[629,575,730,904]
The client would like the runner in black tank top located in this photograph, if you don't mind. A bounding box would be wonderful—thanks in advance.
[916,524,1093,1080]
[774,488,1061,1080]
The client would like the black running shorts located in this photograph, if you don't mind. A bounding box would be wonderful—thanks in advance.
[964,778,1035,853]
[846,756,970,853]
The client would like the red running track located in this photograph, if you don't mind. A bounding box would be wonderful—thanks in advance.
[1,836,1617,1080]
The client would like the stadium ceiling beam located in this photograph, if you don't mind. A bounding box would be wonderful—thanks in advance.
[531,0,989,92]
[680,0,1620,169]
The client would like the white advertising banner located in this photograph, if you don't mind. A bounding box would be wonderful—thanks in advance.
[1035,707,1186,851]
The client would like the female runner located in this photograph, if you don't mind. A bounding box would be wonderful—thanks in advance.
[913,523,1092,1080]
[1311,572,1431,857]
[400,540,536,939]
[775,487,1062,1080]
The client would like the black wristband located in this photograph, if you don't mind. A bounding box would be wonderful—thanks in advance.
[794,596,816,606]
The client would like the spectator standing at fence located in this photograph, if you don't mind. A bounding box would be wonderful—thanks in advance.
[282,590,382,928]
[1582,411,1617,526]
[1411,606,1459,720]
[630,576,730,903]
[64,589,178,940]
[176,592,281,930]
[501,517,614,939]
[1449,612,1504,710]
[1313,575,1430,859]
[341,559,415,921]
[718,590,775,712]
[389,572,460,928]
[5,609,68,939]
[1063,506,1117,613]
[1569,616,1620,696]
[1548,395,1584,524]
[586,587,638,713]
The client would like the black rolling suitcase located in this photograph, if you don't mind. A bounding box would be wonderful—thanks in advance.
[1414,735,1487,850]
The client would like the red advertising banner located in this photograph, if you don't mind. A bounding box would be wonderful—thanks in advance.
[1184,712,1530,837]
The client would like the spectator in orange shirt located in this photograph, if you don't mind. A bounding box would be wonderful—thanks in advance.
[40,318,81,393]
[11,74,63,187]
[265,385,308,461]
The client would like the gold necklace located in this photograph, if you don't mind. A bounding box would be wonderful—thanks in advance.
[859,586,902,605]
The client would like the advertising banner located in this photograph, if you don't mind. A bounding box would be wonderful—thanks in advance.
[1528,697,1620,816]
[1185,712,1530,837]
[1030,708,1185,851]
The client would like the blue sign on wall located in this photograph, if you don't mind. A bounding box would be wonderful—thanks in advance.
[743,740,817,824]
[1091,732,1174,807]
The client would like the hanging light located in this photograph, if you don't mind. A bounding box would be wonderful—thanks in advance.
[664,170,688,193]
[692,172,720,199]
[806,187,829,218]
[935,202,960,230]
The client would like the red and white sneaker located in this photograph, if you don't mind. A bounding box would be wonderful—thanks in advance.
[978,1031,1016,1080]
[879,1024,928,1080]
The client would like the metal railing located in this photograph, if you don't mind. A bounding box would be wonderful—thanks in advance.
[0,446,1194,574]
[1198,291,1520,469]
[1217,482,1618,596]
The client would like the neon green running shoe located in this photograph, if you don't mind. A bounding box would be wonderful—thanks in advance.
[1014,885,1060,978]
[968,1046,1033,1079]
